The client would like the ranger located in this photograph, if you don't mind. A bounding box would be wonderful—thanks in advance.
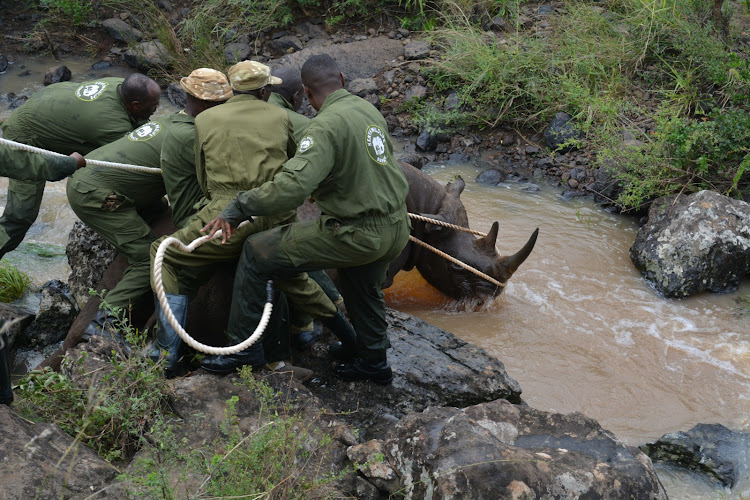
[0,73,161,259]
[203,55,410,385]
[0,147,86,182]
[69,69,232,342]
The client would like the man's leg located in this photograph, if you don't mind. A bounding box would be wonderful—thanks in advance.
[0,179,45,258]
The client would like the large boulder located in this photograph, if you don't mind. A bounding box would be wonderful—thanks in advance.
[630,190,750,297]
[0,405,117,499]
[21,280,78,348]
[66,221,117,307]
[348,399,668,499]
[123,40,171,70]
[101,18,144,43]
[640,423,750,488]
[43,65,71,86]
[544,112,583,152]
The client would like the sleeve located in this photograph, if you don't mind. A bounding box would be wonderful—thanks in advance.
[161,129,200,227]
[286,117,297,160]
[0,146,77,181]
[220,124,336,224]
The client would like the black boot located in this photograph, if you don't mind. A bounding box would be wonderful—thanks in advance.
[200,344,265,375]
[81,308,121,342]
[321,308,357,361]
[334,354,393,385]
[152,294,189,379]
[292,322,322,350]
[0,328,13,405]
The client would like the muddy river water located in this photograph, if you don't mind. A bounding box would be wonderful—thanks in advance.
[2,57,750,498]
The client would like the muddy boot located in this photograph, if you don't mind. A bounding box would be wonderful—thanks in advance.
[291,322,322,350]
[321,308,357,362]
[81,308,120,342]
[153,294,189,379]
[334,352,393,385]
[201,344,265,375]
[0,328,12,405]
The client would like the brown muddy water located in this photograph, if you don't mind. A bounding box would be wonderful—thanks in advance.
[2,57,750,499]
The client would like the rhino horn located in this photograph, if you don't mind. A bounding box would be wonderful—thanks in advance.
[477,221,500,251]
[445,176,465,198]
[498,228,539,275]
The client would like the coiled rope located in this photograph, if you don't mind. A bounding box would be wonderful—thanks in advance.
[152,221,274,355]
[0,137,162,174]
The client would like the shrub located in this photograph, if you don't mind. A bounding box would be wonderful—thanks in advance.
[0,262,31,302]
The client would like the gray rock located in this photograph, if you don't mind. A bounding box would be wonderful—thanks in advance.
[0,53,8,73]
[266,35,303,56]
[0,304,35,348]
[641,423,749,488]
[630,190,750,297]
[43,65,71,86]
[347,77,379,96]
[544,112,583,152]
[22,280,78,348]
[444,91,460,110]
[404,40,430,60]
[398,152,427,169]
[166,82,186,108]
[123,40,171,70]
[382,69,396,84]
[224,41,252,62]
[355,399,667,499]
[403,84,427,101]
[591,159,623,208]
[416,128,437,152]
[101,17,144,43]
[476,168,507,185]
[295,22,329,41]
[66,221,117,307]
[0,405,117,499]
[485,15,507,31]
[9,95,27,109]
[91,60,112,70]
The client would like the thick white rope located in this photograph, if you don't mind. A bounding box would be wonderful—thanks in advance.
[0,137,162,174]
[153,221,274,355]
[408,212,488,237]
[408,235,505,288]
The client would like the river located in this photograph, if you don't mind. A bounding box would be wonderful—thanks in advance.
[2,57,750,499]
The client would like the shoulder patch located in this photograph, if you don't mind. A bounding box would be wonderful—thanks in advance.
[128,121,162,141]
[298,135,314,153]
[365,125,388,165]
[75,81,108,101]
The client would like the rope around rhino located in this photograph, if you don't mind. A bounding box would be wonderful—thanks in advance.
[0,137,162,174]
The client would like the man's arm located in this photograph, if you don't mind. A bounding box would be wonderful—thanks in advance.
[0,147,84,181]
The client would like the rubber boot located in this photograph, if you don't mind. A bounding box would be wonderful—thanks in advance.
[291,322,322,350]
[154,293,189,379]
[334,351,393,385]
[81,308,120,342]
[321,308,357,362]
[201,344,266,375]
[0,328,13,405]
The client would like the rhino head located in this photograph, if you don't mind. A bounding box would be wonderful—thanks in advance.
[406,172,539,300]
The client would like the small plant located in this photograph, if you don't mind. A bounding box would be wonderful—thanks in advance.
[0,262,31,302]
[39,0,93,26]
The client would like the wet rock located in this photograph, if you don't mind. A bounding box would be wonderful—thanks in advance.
[525,145,540,154]
[398,152,427,169]
[156,0,173,11]
[0,405,117,499]
[0,304,35,348]
[22,280,78,348]
[266,35,303,56]
[66,221,117,307]
[358,399,667,499]
[416,128,437,152]
[43,65,71,86]
[17,68,30,77]
[295,21,329,41]
[591,159,623,209]
[404,40,430,60]
[641,423,749,488]
[363,94,380,109]
[224,41,252,63]
[91,60,112,70]
[522,183,541,192]
[476,168,508,185]
[123,40,171,70]
[9,95,27,109]
[101,17,144,43]
[167,82,186,109]
[0,53,8,74]
[630,190,750,297]
[544,111,583,152]
[444,91,460,110]
[403,84,427,101]
[347,77,379,97]
[484,15,507,31]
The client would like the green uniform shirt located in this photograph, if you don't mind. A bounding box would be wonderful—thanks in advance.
[195,94,296,201]
[160,112,202,228]
[268,92,311,144]
[222,89,408,224]
[0,77,143,155]
[0,146,77,181]
[71,114,186,207]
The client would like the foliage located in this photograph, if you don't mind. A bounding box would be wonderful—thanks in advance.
[39,0,93,26]
[14,303,172,463]
[0,262,31,302]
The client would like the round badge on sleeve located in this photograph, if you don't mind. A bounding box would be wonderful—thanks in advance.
[128,121,162,141]
[298,135,314,153]
[365,125,388,165]
[75,81,108,101]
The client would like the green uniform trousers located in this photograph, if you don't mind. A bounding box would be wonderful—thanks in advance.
[229,210,410,362]
[67,179,166,309]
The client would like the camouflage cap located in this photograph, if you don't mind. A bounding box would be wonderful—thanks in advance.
[180,68,232,101]
[227,61,282,91]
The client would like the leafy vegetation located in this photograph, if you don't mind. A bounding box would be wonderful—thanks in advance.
[39,0,93,26]
[0,262,31,302]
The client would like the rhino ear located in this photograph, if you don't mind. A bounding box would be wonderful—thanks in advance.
[476,221,499,252]
[445,176,465,198]
[420,213,447,233]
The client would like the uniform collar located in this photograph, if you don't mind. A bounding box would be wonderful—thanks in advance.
[175,111,195,122]
[228,93,261,104]
[268,92,293,111]
[318,88,350,113]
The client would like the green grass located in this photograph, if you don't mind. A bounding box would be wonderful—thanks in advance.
[0,262,31,302]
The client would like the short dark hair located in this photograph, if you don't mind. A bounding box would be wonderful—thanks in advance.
[270,67,303,103]
[301,55,341,92]
[121,73,157,103]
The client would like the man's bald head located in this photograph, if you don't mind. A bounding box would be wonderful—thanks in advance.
[300,55,345,111]
[271,67,304,111]
[121,73,161,121]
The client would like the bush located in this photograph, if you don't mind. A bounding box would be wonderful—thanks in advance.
[0,262,31,302]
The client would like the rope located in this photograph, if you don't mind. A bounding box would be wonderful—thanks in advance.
[408,235,505,288]
[152,221,274,355]
[0,137,162,174]
[408,212,487,237]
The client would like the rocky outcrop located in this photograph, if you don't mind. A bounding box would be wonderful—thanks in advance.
[43,65,71,86]
[66,222,117,307]
[630,190,750,297]
[348,399,668,499]
[123,40,171,70]
[0,405,117,499]
[21,280,78,348]
[641,423,749,488]
[101,18,144,43]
